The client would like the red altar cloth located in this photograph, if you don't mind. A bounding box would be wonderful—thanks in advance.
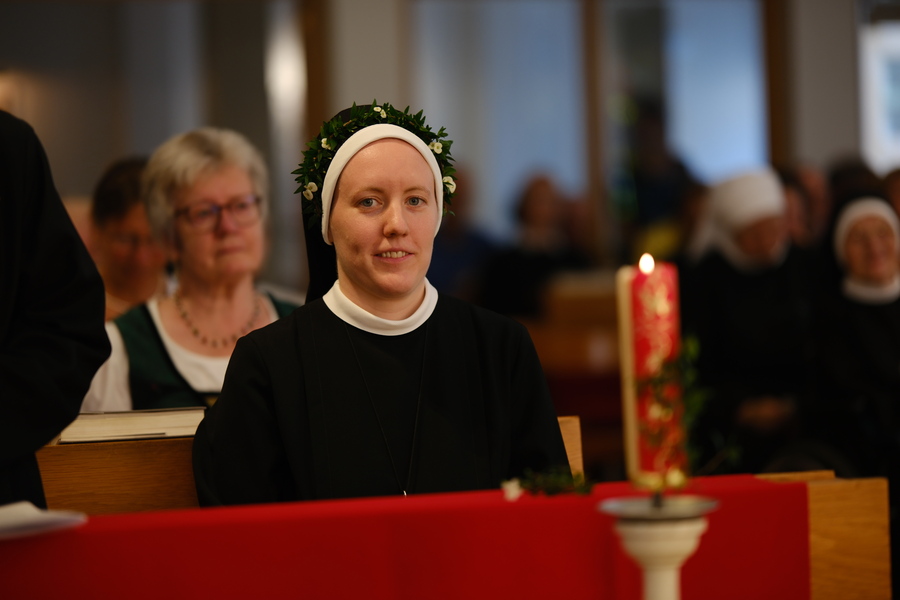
[0,475,808,600]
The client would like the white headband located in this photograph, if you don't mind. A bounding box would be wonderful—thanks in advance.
[320,123,444,244]
[833,198,900,265]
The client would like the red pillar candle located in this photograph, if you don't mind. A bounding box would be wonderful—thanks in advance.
[616,254,688,492]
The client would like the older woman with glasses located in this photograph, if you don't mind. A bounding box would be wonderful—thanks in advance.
[82,128,297,412]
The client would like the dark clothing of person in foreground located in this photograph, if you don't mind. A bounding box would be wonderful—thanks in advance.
[0,110,110,507]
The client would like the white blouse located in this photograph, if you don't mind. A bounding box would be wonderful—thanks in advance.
[81,296,275,412]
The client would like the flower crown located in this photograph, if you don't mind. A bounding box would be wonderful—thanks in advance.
[293,101,456,229]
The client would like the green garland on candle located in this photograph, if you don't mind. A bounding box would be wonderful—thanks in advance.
[636,335,742,476]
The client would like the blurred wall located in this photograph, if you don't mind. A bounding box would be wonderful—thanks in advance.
[0,0,866,194]
[326,0,409,116]
[0,0,868,286]
[0,2,125,196]
[789,0,860,167]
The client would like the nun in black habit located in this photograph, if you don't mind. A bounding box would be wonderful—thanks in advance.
[812,196,900,597]
[680,168,817,475]
[193,103,569,505]
[814,197,900,477]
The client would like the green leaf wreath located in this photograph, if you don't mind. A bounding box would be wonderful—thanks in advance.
[292,100,457,231]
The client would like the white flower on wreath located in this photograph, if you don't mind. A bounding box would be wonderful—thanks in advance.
[320,138,332,150]
[373,106,386,118]
[428,141,443,154]
[442,176,456,194]
[302,182,318,200]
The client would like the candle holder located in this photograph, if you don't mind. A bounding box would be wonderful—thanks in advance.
[599,495,718,600]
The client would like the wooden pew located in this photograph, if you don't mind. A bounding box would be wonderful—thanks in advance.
[760,470,892,599]
[37,414,584,514]
[558,415,584,476]
[523,270,625,478]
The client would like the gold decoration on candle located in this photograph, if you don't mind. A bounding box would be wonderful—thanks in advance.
[616,254,688,493]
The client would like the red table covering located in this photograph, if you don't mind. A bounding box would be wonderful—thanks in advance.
[0,474,808,600]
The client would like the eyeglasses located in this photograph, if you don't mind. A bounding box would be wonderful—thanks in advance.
[174,196,261,231]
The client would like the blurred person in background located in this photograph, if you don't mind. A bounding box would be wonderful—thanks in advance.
[427,166,495,301]
[814,196,900,476]
[477,173,591,319]
[794,162,832,248]
[775,165,814,250]
[626,97,701,263]
[813,157,884,297]
[82,128,297,412]
[812,196,900,594]
[681,168,817,475]
[89,157,169,320]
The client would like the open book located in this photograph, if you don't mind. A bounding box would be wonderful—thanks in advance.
[55,407,206,444]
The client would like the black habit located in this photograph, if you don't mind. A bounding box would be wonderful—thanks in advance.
[814,293,900,477]
[680,246,816,473]
[193,294,569,505]
[0,110,110,507]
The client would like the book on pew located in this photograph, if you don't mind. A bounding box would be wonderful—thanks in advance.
[55,407,206,444]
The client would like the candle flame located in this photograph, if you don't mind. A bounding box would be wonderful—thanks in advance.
[638,253,655,274]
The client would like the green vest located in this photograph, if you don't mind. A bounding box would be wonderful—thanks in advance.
[116,295,297,410]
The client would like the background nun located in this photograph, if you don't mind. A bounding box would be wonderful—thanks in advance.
[680,168,818,475]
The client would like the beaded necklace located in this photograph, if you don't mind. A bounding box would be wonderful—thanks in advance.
[173,290,261,349]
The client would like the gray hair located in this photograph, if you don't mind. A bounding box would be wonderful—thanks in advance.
[143,127,269,243]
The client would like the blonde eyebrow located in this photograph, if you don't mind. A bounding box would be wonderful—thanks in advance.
[352,185,433,196]
[404,185,433,196]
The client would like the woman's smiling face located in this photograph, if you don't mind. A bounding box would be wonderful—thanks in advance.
[844,215,899,286]
[328,138,438,316]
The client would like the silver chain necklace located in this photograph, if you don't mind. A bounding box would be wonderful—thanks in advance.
[344,321,428,496]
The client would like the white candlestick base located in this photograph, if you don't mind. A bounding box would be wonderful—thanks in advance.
[600,495,717,600]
